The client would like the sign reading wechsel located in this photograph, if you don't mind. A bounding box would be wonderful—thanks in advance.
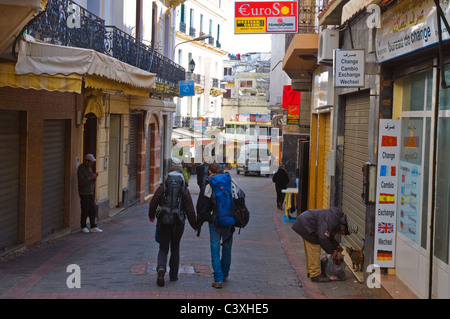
[235,1,298,34]
[334,49,365,88]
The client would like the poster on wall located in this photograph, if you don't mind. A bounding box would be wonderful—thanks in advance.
[374,119,401,268]
[397,119,423,244]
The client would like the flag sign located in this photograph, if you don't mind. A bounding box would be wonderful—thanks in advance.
[282,85,301,125]
[374,119,400,268]
[234,1,298,34]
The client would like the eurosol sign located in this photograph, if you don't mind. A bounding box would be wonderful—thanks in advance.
[235,1,298,34]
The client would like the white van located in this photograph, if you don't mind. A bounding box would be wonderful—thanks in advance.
[236,144,273,176]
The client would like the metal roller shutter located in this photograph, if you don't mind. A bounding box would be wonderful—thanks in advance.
[0,110,20,250]
[128,114,139,203]
[145,125,151,195]
[42,120,66,237]
[342,93,370,250]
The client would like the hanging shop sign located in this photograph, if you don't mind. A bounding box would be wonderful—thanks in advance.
[375,0,447,63]
[234,1,298,34]
[374,119,401,268]
[333,49,365,88]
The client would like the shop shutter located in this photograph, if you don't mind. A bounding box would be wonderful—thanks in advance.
[42,120,66,237]
[322,112,331,209]
[342,93,370,250]
[128,114,139,204]
[145,125,151,195]
[0,110,20,250]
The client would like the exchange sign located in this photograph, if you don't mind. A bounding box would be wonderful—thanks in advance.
[235,1,298,34]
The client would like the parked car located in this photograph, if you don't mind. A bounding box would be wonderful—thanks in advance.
[236,144,273,176]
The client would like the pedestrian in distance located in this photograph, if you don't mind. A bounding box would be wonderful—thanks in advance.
[272,163,289,209]
[292,207,356,282]
[77,154,102,234]
[148,166,197,287]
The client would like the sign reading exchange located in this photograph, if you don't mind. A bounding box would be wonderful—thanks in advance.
[235,1,298,34]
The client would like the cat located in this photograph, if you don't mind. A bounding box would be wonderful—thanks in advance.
[344,245,364,271]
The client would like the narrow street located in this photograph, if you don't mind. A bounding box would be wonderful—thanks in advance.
[0,170,376,301]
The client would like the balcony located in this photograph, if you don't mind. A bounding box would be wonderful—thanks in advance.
[282,2,321,90]
[24,0,185,90]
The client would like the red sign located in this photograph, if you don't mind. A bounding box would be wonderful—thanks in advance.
[235,1,298,34]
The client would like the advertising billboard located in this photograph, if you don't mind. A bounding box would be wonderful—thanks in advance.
[235,1,298,34]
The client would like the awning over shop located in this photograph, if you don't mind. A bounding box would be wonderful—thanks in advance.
[341,0,374,25]
[0,62,82,93]
[15,36,156,91]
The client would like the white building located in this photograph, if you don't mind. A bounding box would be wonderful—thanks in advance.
[173,0,227,122]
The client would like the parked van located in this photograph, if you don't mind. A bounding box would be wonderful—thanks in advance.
[236,144,273,176]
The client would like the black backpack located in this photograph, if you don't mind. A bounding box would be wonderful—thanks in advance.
[157,171,186,225]
[231,180,249,232]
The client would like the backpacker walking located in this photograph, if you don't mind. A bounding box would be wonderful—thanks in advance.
[197,162,236,289]
[148,166,197,286]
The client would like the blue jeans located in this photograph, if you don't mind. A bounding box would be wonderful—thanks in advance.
[209,223,233,283]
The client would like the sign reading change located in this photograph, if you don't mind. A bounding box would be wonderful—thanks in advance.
[334,49,365,88]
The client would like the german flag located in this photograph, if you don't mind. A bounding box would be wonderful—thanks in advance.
[382,135,397,147]
[377,250,393,261]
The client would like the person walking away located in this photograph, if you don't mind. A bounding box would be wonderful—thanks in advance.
[272,164,289,209]
[148,166,197,287]
[197,162,235,289]
[77,154,102,233]
[292,207,355,282]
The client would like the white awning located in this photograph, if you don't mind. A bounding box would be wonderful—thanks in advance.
[15,36,156,90]
[341,0,373,25]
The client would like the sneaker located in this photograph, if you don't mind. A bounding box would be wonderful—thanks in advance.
[311,275,331,283]
[157,268,165,287]
[90,227,103,233]
[81,227,90,234]
[212,282,223,289]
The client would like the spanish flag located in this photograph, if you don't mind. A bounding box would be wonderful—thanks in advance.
[379,193,395,204]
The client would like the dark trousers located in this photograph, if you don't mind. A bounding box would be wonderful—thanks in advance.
[157,222,185,279]
[276,187,286,204]
[80,194,97,228]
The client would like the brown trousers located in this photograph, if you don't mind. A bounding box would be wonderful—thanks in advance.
[303,239,322,278]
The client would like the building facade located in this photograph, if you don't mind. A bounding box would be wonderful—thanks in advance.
[0,0,185,253]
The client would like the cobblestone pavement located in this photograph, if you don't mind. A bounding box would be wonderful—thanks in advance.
[0,170,377,301]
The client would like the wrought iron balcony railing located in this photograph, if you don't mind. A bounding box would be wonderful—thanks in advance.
[24,0,185,88]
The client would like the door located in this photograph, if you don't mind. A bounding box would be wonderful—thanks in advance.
[108,115,121,207]
[342,93,370,250]
[0,110,20,250]
[42,119,67,237]
[128,114,139,205]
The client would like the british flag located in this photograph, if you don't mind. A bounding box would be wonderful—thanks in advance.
[378,222,394,234]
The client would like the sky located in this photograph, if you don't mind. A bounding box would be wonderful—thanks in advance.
[220,1,272,54]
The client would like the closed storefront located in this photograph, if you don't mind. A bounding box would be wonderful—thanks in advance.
[41,119,67,237]
[342,92,370,250]
[127,114,139,205]
[0,110,20,250]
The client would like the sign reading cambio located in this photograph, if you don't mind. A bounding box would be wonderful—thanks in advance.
[235,1,298,34]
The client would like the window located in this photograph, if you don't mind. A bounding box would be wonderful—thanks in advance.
[190,9,194,27]
[180,4,186,23]
[240,80,253,88]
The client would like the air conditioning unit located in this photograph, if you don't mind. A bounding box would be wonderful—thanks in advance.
[318,29,339,65]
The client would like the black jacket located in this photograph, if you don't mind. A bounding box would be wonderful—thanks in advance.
[272,168,289,192]
[292,207,347,254]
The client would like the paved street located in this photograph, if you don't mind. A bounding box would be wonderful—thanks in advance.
[0,170,376,301]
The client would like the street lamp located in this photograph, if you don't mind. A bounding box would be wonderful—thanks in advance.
[189,59,196,73]
[173,34,213,56]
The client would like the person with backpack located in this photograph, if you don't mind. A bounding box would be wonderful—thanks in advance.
[148,166,197,287]
[196,162,237,289]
